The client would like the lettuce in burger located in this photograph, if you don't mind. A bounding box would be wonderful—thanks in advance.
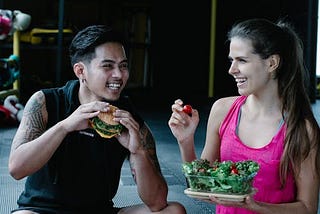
[90,105,123,138]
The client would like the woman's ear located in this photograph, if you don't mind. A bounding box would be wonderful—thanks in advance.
[268,54,280,72]
[73,62,85,79]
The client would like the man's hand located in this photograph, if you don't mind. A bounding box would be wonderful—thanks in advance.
[61,101,110,133]
[114,109,141,153]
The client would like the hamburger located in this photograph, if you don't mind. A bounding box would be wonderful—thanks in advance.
[90,105,124,138]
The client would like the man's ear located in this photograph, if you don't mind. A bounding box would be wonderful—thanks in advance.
[73,62,85,79]
[268,54,280,72]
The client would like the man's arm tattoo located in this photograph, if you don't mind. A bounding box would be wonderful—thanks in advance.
[139,123,162,172]
[12,92,46,150]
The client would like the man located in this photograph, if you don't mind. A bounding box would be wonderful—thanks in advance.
[9,25,186,214]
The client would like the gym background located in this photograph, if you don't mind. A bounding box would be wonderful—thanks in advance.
[0,0,318,107]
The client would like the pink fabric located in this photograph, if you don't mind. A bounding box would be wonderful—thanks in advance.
[217,96,296,214]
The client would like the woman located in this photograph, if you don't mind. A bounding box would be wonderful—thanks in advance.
[168,18,320,213]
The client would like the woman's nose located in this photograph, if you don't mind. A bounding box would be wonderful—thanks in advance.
[228,62,238,75]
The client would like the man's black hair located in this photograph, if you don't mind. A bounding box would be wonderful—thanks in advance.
[69,25,127,66]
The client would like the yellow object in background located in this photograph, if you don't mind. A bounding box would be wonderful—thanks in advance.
[20,28,73,44]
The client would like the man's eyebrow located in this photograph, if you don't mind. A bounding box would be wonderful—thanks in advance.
[101,59,115,63]
[101,59,128,63]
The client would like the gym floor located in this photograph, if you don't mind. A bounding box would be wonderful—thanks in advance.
[1,98,319,214]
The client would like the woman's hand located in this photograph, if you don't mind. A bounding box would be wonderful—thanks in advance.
[168,99,199,143]
[206,194,259,211]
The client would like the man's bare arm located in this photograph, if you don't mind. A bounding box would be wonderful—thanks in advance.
[8,91,68,179]
[11,91,47,151]
[129,123,168,211]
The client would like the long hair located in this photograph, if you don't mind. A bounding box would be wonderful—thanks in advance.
[227,18,320,185]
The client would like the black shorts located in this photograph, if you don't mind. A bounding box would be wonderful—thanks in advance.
[11,206,122,214]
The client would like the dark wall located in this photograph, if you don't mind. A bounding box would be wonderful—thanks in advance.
[151,0,318,103]
[213,0,318,101]
[151,1,211,103]
[0,0,317,105]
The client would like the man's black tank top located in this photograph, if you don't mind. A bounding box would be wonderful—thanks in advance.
[17,80,143,212]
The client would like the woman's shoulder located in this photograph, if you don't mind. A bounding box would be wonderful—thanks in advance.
[208,96,242,122]
[212,96,241,111]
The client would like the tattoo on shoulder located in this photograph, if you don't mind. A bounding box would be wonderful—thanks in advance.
[14,92,47,147]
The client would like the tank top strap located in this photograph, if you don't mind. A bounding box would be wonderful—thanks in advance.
[219,96,247,137]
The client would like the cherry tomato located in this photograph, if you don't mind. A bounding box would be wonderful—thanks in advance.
[183,104,193,116]
[231,168,239,174]
[230,164,239,174]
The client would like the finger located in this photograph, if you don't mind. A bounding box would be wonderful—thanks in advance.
[72,107,100,121]
[174,111,188,123]
[80,101,109,113]
[119,119,139,133]
[191,109,199,117]
[113,110,139,127]
[169,116,185,126]
[86,111,101,120]
[170,113,182,124]
[172,103,184,112]
[121,116,139,129]
[113,109,129,117]
[174,99,183,105]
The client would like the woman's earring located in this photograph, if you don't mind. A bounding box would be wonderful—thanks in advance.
[82,79,86,83]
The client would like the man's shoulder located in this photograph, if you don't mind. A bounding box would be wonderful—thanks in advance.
[41,80,79,94]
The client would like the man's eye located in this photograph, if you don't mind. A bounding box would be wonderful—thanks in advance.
[119,63,129,70]
[103,64,113,68]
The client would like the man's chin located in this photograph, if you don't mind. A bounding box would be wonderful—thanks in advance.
[103,94,120,101]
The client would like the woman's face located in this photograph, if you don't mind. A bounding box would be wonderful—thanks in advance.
[82,42,129,101]
[228,37,273,96]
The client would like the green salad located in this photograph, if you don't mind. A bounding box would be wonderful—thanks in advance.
[182,159,260,194]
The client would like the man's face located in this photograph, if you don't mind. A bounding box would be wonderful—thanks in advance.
[83,42,129,101]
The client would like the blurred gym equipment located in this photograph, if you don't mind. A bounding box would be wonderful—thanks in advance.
[0,9,31,101]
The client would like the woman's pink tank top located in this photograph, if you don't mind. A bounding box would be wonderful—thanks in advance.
[217,96,296,214]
